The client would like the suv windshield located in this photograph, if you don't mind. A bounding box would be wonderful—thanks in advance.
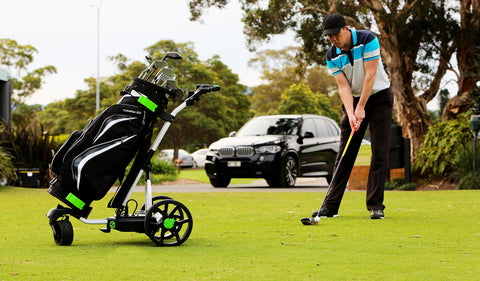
[236,117,300,136]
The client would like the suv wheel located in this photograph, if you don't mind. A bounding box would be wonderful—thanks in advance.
[277,155,297,187]
[209,176,231,188]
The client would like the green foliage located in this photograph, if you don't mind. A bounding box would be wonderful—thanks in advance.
[276,82,340,122]
[37,40,252,150]
[0,127,17,182]
[384,178,405,190]
[384,180,397,190]
[457,171,480,190]
[0,38,57,104]
[452,141,480,189]
[248,47,340,118]
[413,110,472,178]
[397,183,418,191]
[0,120,58,187]
[150,158,178,176]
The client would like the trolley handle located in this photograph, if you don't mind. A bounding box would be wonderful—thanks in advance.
[186,84,221,106]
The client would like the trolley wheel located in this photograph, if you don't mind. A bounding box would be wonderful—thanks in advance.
[139,195,173,211]
[51,218,74,246]
[144,199,193,246]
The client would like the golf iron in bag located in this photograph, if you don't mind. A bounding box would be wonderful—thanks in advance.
[47,52,220,246]
[301,128,356,225]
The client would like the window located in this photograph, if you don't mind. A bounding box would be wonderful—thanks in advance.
[313,118,330,137]
[301,118,316,137]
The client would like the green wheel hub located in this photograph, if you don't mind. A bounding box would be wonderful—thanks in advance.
[163,218,175,229]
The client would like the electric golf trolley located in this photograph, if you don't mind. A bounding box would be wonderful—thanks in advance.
[46,52,220,246]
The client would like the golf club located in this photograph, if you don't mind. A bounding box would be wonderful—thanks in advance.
[139,61,167,81]
[301,127,357,225]
[152,67,174,85]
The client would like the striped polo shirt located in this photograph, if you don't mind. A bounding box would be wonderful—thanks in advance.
[326,27,390,97]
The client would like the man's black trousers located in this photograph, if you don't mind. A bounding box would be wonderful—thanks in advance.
[323,87,394,212]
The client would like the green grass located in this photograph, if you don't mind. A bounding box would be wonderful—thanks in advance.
[1,186,479,280]
[355,144,371,165]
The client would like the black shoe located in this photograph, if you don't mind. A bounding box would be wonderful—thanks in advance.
[312,207,338,218]
[370,210,385,219]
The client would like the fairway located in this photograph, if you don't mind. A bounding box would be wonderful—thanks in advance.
[0,187,479,280]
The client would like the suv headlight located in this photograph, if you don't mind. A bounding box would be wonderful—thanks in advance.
[255,145,281,154]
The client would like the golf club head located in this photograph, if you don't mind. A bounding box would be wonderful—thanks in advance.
[164,80,185,100]
[161,52,182,61]
[301,217,317,225]
[140,61,168,81]
[153,68,174,85]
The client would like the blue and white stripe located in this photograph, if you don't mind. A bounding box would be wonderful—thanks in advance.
[326,28,390,96]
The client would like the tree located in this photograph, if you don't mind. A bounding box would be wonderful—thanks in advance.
[248,47,339,116]
[277,82,340,122]
[187,0,477,157]
[0,39,56,105]
[143,41,252,153]
[441,0,480,120]
[38,40,252,155]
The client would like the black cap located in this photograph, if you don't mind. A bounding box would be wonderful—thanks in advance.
[323,13,346,35]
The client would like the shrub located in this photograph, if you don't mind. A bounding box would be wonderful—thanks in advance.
[457,172,480,190]
[122,158,178,185]
[150,158,178,176]
[451,142,480,189]
[397,183,417,191]
[0,121,58,187]
[384,180,397,190]
[0,145,17,182]
[385,178,404,190]
[413,110,472,179]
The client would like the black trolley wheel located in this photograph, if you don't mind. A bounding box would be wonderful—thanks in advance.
[144,199,193,246]
[51,218,74,246]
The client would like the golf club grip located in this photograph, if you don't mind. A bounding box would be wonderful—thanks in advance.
[342,128,356,157]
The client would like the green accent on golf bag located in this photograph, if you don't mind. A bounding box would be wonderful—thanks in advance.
[66,193,85,210]
[138,95,158,112]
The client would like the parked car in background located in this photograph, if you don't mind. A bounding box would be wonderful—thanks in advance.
[191,148,209,168]
[158,149,196,168]
[205,114,341,188]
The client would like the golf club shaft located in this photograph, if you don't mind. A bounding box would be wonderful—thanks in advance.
[317,127,357,215]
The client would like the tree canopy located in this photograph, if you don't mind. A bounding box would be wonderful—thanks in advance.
[0,39,56,105]
[188,0,480,156]
[37,40,252,152]
[248,46,340,120]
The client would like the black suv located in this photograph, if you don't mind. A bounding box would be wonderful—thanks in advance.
[205,114,340,188]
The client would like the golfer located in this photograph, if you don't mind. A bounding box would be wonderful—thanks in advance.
[315,13,393,219]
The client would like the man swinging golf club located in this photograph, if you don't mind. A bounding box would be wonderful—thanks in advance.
[307,13,394,222]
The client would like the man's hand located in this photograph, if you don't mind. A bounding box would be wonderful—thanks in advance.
[354,105,365,129]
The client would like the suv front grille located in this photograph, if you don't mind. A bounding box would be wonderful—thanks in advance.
[236,146,254,157]
[217,146,254,157]
[218,147,234,157]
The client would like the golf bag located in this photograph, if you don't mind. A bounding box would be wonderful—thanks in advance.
[48,78,171,214]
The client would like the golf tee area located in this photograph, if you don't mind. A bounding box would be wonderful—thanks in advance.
[0,186,479,280]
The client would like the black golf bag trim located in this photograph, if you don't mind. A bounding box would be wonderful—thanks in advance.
[48,79,172,215]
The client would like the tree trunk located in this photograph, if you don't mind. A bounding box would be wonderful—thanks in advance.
[376,14,432,159]
[442,0,480,121]
[389,64,431,158]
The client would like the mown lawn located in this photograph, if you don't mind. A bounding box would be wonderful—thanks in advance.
[1,186,479,280]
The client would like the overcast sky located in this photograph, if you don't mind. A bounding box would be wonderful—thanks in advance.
[1,0,295,105]
[1,0,450,110]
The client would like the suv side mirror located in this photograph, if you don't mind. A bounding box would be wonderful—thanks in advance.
[229,131,237,137]
[303,131,315,138]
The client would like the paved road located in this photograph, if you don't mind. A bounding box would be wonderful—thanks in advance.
[142,177,331,193]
